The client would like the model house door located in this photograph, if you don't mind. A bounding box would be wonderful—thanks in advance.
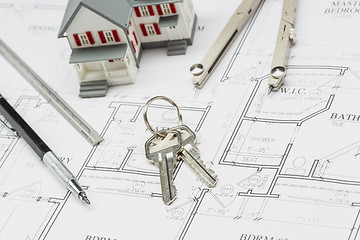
[167,25,182,41]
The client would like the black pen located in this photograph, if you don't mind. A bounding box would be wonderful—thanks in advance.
[0,94,90,204]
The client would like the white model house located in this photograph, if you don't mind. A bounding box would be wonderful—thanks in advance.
[58,0,197,97]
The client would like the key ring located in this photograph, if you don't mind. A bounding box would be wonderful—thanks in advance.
[143,96,183,137]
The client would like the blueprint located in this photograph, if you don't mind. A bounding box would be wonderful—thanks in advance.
[1,0,360,239]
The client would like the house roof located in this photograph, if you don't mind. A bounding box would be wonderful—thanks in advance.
[58,0,182,38]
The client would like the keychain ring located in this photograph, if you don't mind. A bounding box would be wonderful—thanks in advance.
[143,96,183,137]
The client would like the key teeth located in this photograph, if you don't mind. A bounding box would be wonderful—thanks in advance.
[186,144,212,171]
[180,151,218,188]
[194,160,218,187]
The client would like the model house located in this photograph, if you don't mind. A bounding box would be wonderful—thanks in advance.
[58,0,197,97]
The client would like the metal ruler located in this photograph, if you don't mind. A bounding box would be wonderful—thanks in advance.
[0,38,103,146]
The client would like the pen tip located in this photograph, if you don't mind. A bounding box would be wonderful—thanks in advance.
[79,192,91,205]
[267,86,274,95]
[83,196,91,205]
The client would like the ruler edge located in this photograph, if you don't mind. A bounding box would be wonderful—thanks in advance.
[0,38,103,146]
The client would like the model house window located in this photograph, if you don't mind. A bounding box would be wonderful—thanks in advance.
[134,6,155,17]
[140,23,161,36]
[146,24,156,36]
[162,4,171,15]
[98,30,120,43]
[73,32,95,46]
[140,6,150,16]
[104,31,115,42]
[156,3,176,15]
[79,33,90,46]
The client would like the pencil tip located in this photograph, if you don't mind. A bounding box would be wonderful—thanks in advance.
[268,86,274,95]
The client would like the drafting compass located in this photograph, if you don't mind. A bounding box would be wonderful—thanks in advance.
[190,0,297,94]
[190,0,263,90]
[268,0,297,94]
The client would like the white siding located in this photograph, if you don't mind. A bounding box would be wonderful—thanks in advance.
[66,6,127,49]
[132,2,196,44]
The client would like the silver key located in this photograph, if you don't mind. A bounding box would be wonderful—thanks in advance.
[145,130,182,205]
[171,125,218,187]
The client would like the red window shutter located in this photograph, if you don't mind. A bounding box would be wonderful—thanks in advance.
[134,7,141,17]
[86,31,95,44]
[73,34,82,46]
[140,24,148,36]
[112,30,120,42]
[98,31,107,43]
[133,32,138,45]
[148,6,155,16]
[156,5,163,15]
[170,3,176,13]
[153,23,161,35]
[109,60,114,62]
[131,40,136,53]
[127,30,129,35]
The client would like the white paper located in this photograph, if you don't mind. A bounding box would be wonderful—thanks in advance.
[1,0,360,239]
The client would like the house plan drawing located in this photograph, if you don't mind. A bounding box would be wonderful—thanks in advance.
[1,0,360,239]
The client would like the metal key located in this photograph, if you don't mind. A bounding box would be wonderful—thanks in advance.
[171,125,218,187]
[145,130,182,205]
